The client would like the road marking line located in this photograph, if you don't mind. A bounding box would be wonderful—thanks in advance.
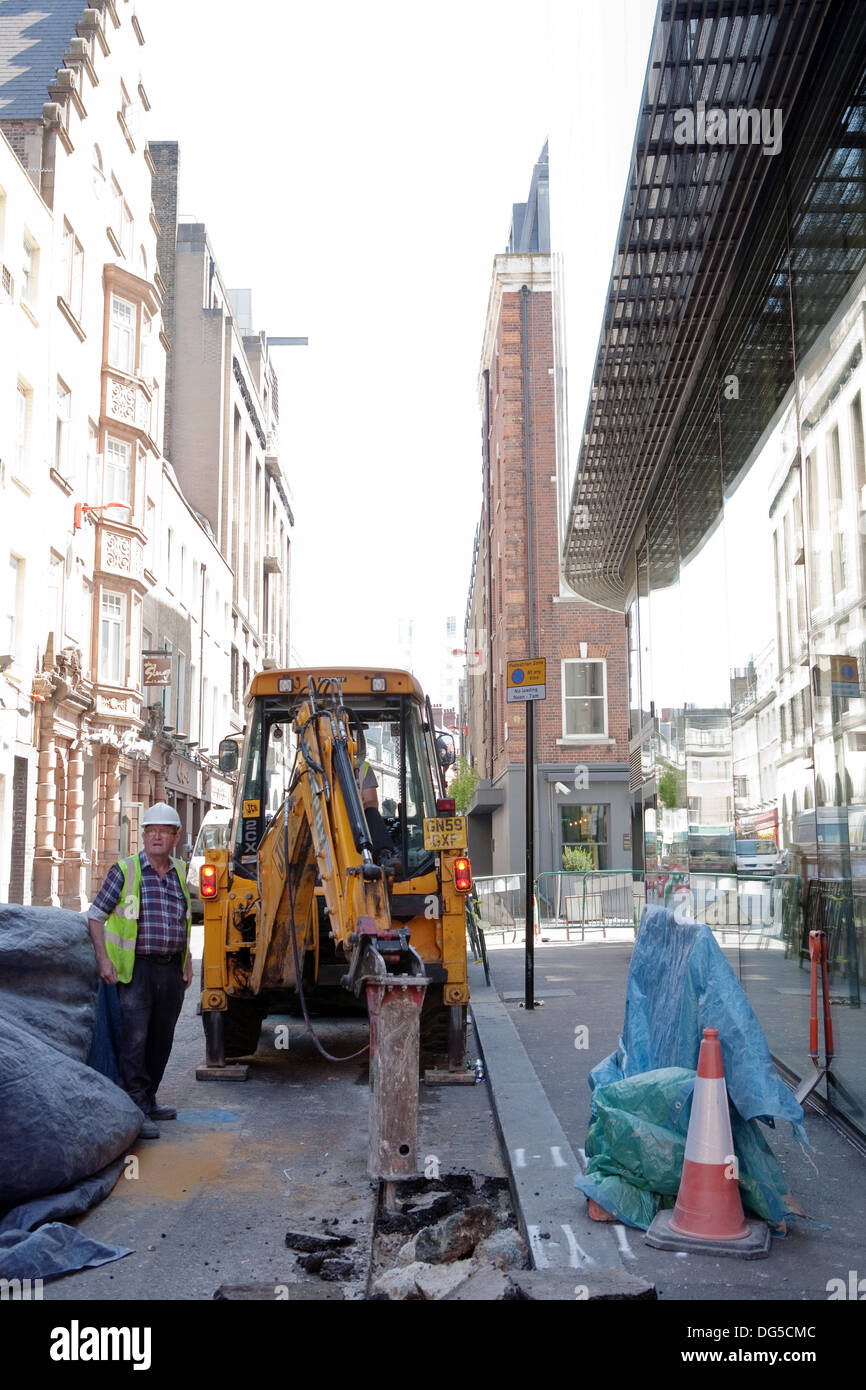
[561,1223,596,1268]
[550,1145,567,1167]
[514,1147,527,1168]
[527,1225,550,1269]
[614,1224,636,1260]
[577,1147,587,1170]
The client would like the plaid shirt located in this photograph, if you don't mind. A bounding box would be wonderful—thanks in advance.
[91,851,188,956]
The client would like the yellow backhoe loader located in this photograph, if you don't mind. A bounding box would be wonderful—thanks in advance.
[195,668,472,1179]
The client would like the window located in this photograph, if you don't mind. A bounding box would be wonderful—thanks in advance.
[55,380,71,477]
[5,556,22,655]
[144,498,155,550]
[110,177,133,258]
[100,590,126,685]
[15,382,30,475]
[562,659,607,738]
[104,436,131,504]
[21,232,37,305]
[828,426,847,595]
[92,145,105,199]
[230,646,239,704]
[166,528,175,591]
[109,294,136,373]
[176,651,187,731]
[61,221,84,320]
[140,309,153,379]
[85,423,100,502]
[561,804,610,870]
[119,200,133,258]
[47,552,63,648]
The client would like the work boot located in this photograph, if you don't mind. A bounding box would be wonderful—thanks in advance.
[138,1116,160,1139]
[149,1105,177,1121]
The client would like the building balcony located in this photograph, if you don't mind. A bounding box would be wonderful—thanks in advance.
[102,367,155,445]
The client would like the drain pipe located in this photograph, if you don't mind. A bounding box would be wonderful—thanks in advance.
[482,368,495,783]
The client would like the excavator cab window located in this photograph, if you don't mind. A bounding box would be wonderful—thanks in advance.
[234,686,439,880]
[401,699,439,875]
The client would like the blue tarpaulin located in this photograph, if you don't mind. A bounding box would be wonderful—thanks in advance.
[574,904,807,1228]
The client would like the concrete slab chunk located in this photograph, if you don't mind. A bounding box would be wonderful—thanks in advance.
[509,1267,658,1301]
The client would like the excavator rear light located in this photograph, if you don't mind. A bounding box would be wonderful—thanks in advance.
[200,864,218,899]
[371,675,387,692]
[453,856,472,893]
[436,798,455,814]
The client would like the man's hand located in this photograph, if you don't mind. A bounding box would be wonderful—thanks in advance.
[183,955,194,990]
[97,957,118,986]
[88,916,118,986]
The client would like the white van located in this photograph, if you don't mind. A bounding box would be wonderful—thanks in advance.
[187,809,233,917]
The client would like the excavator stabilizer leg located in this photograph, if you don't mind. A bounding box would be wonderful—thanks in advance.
[366,977,428,1180]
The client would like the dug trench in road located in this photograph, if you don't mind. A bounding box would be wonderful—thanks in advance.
[41,956,507,1302]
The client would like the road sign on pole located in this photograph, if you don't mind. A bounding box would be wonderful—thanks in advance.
[507,658,546,703]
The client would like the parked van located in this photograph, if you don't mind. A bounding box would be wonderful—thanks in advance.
[735,838,779,876]
[187,809,233,917]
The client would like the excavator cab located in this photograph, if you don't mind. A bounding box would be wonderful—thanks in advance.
[231,675,441,884]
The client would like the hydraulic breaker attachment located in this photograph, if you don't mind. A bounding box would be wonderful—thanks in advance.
[344,923,428,1180]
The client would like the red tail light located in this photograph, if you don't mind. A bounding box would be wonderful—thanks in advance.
[200,863,218,899]
[453,856,472,893]
[436,798,456,814]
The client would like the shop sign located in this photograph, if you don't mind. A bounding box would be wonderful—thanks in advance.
[142,651,171,686]
[167,754,200,797]
[207,776,234,810]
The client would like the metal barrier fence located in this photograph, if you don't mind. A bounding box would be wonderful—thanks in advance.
[536,870,644,939]
[474,869,806,947]
[473,874,526,941]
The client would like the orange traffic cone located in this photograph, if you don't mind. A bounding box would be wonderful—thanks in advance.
[645,1027,770,1257]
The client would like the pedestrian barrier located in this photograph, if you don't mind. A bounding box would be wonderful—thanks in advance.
[472,874,525,943]
[465,892,490,986]
[644,1027,771,1258]
[476,867,808,958]
[536,870,644,939]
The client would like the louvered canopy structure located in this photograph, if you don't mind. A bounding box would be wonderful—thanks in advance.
[563,0,866,608]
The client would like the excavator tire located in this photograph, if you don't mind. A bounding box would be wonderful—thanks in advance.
[419,986,467,1071]
[223,997,268,1058]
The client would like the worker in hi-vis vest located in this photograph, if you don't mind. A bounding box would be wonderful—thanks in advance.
[88,802,192,1140]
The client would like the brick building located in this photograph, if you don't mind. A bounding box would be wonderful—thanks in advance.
[464,147,630,876]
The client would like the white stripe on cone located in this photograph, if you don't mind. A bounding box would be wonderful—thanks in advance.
[684,1076,734,1165]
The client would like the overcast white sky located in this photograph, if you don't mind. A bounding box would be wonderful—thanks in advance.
[142,0,656,699]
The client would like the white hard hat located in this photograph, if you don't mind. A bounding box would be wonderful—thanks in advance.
[142,801,181,829]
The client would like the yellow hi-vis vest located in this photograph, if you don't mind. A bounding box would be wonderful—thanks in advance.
[103,853,192,985]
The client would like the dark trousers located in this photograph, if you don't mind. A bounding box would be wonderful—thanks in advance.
[117,957,185,1113]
